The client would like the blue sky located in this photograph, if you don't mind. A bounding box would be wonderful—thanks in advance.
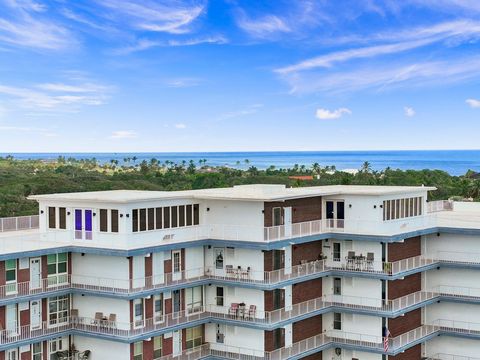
[0,0,480,152]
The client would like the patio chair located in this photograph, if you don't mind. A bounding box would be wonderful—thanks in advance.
[78,350,91,359]
[248,305,257,319]
[346,251,355,269]
[226,265,234,277]
[55,351,69,360]
[92,312,103,326]
[366,252,374,270]
[229,303,238,316]
[108,313,117,328]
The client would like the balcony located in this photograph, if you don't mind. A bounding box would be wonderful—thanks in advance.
[428,354,480,360]
[0,215,39,232]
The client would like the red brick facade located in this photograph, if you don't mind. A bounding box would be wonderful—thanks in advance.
[292,314,323,343]
[292,278,322,305]
[389,308,422,337]
[292,241,323,266]
[264,197,322,227]
[388,273,421,300]
[388,236,421,262]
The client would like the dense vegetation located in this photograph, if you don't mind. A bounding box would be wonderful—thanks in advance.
[0,155,479,217]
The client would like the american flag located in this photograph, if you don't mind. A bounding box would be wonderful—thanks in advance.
[383,327,391,352]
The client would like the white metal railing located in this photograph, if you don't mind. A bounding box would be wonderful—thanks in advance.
[428,354,480,360]
[0,215,39,232]
[427,200,454,213]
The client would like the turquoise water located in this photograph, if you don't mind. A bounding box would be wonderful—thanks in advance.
[1,150,479,176]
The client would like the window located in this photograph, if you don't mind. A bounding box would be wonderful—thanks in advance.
[133,341,143,360]
[216,286,224,306]
[333,278,342,295]
[193,204,199,225]
[153,336,163,358]
[179,205,185,227]
[59,208,66,229]
[333,243,341,262]
[154,294,164,323]
[163,207,170,228]
[48,207,56,229]
[100,209,108,232]
[47,253,68,285]
[139,209,147,231]
[49,337,68,360]
[215,248,224,269]
[6,259,16,282]
[333,312,342,330]
[6,349,18,360]
[186,326,203,349]
[48,295,69,325]
[173,251,181,273]
[383,197,423,221]
[186,205,192,226]
[134,298,144,327]
[155,208,162,229]
[32,342,42,360]
[171,206,178,227]
[186,286,203,313]
[132,209,138,232]
[148,208,155,230]
[111,210,119,232]
[272,207,282,226]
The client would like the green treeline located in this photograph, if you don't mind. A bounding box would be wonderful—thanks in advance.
[0,156,479,217]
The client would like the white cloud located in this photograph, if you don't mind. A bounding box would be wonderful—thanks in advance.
[0,2,73,50]
[0,79,110,111]
[166,78,202,88]
[236,13,291,38]
[282,56,480,94]
[277,20,480,74]
[404,106,416,117]
[466,98,480,108]
[110,130,138,139]
[113,36,227,55]
[96,0,205,34]
[218,104,263,120]
[316,108,352,120]
[175,123,187,129]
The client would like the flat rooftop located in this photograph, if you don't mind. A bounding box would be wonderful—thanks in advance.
[28,184,436,203]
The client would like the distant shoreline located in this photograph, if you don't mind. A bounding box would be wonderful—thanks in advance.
[1,150,479,176]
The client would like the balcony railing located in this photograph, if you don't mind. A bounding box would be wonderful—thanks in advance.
[0,215,39,232]
[427,200,454,213]
[428,354,480,360]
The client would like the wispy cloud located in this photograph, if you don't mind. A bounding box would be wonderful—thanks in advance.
[283,56,480,94]
[404,106,416,117]
[175,123,187,129]
[0,1,73,50]
[466,98,480,108]
[166,78,202,88]
[316,107,351,120]
[110,130,138,139]
[114,35,227,55]
[218,104,263,120]
[236,12,291,38]
[277,20,480,74]
[95,0,205,35]
[0,79,110,111]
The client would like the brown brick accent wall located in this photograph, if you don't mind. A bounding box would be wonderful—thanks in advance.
[264,250,284,271]
[292,241,323,266]
[264,197,322,227]
[300,353,322,360]
[0,306,4,329]
[388,236,421,262]
[264,328,285,352]
[20,307,29,326]
[145,255,152,288]
[388,273,421,300]
[293,315,323,342]
[145,297,153,319]
[143,338,153,360]
[264,289,285,311]
[20,351,30,360]
[0,262,4,287]
[293,278,322,304]
[389,308,421,337]
[18,266,29,283]
[388,344,421,360]
[163,336,173,355]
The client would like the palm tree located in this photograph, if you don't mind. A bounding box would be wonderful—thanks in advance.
[312,162,321,174]
[132,156,138,164]
[361,161,372,173]
[244,159,250,165]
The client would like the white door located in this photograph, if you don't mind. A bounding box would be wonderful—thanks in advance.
[30,300,41,329]
[30,258,41,290]
[283,207,292,237]
[152,252,164,285]
[132,256,145,289]
[214,248,225,277]
[172,251,182,281]
[173,330,182,355]
[6,304,17,334]
[6,349,18,360]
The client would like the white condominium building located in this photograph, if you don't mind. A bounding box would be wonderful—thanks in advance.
[0,184,479,360]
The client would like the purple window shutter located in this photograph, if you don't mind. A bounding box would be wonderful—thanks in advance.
[75,210,82,231]
[85,210,93,231]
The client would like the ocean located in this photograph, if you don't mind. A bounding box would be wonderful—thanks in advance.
[1,150,479,176]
